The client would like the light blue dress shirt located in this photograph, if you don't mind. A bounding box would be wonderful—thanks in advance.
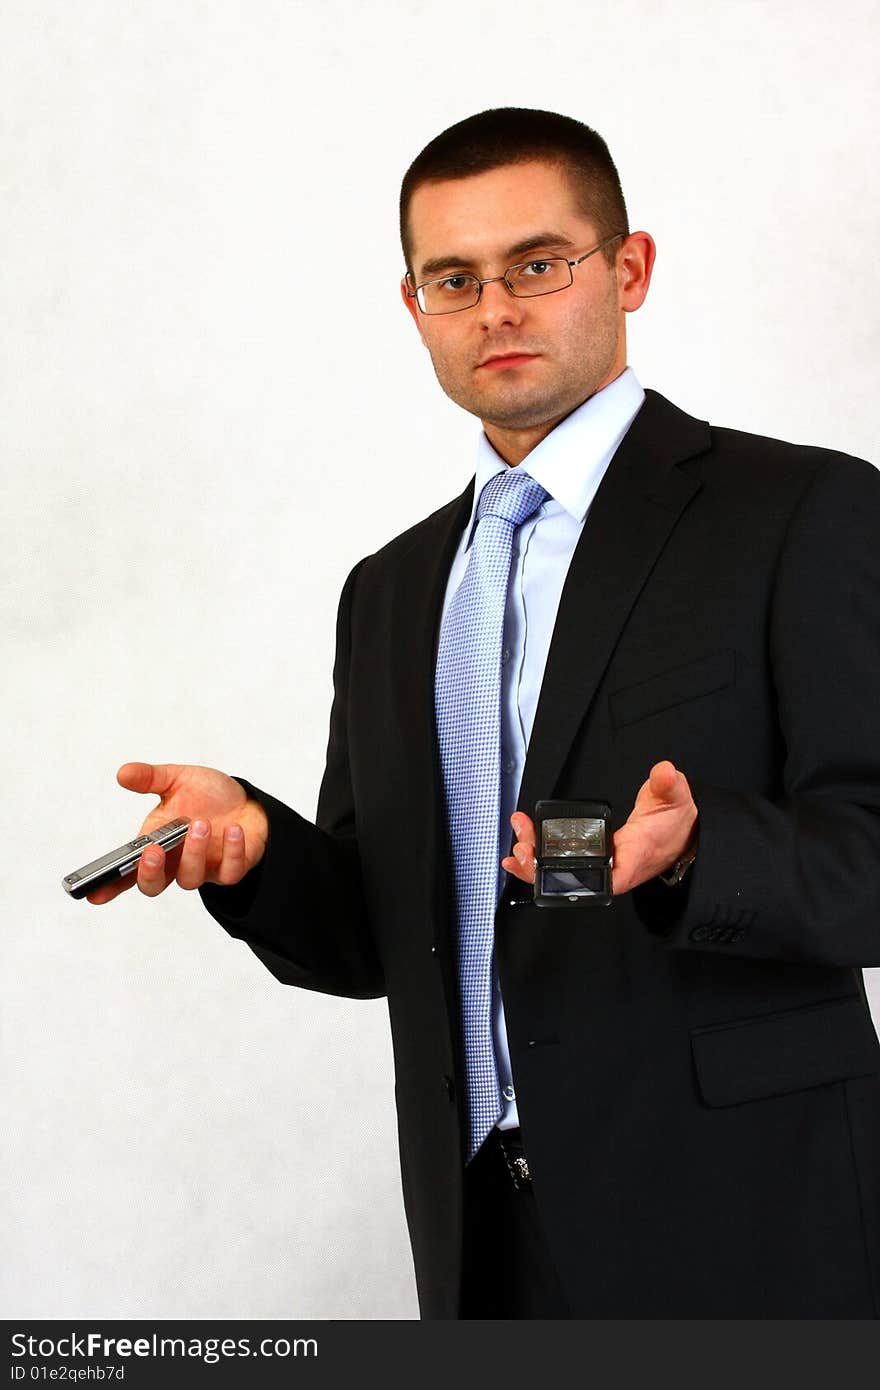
[439,366,646,1131]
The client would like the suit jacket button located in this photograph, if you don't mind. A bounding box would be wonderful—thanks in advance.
[441,1074,455,1101]
[690,925,709,942]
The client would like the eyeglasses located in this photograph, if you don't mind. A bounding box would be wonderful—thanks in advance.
[405,233,625,315]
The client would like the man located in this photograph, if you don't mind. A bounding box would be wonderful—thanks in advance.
[92,108,880,1318]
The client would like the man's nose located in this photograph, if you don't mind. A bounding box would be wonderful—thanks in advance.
[475,277,525,330]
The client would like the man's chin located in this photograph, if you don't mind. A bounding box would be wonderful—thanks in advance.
[475,395,571,432]
[434,368,575,431]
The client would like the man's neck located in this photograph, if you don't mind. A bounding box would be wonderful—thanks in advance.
[482,410,571,467]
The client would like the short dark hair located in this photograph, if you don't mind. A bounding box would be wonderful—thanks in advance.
[399,107,629,276]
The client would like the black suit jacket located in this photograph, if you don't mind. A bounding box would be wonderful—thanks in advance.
[202,390,880,1318]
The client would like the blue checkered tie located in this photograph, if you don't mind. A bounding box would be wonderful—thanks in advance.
[434,467,549,1160]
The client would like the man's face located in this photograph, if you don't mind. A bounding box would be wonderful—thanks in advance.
[402,161,637,450]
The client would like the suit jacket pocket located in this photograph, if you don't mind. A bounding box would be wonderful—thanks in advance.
[691,996,880,1107]
[609,649,736,729]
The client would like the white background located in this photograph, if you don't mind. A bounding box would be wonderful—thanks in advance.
[2,0,878,1320]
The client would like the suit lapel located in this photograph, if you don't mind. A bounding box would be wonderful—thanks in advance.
[515,391,710,836]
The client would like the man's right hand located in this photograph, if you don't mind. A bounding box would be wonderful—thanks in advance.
[87,763,269,904]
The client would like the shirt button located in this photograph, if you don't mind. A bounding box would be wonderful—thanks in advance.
[503,757,516,774]
[502,1085,516,1102]
[501,647,511,664]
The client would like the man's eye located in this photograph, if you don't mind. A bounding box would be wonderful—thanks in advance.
[438,275,472,292]
[522,260,553,276]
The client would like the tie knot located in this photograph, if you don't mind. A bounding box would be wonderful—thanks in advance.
[476,468,548,529]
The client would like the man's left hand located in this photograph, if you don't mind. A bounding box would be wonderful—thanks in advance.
[502,759,698,895]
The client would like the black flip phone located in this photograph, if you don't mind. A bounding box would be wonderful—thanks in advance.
[533,800,613,908]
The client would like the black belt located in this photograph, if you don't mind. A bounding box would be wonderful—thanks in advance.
[494,1126,532,1191]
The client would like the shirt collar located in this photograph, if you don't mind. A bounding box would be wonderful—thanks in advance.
[463,366,646,549]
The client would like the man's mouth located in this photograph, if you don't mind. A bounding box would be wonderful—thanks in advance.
[478,352,540,370]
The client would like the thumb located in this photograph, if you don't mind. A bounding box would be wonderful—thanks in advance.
[648,759,680,802]
[633,760,692,818]
[116,762,181,797]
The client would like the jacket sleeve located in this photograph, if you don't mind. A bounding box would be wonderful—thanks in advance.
[198,557,385,999]
[634,452,880,966]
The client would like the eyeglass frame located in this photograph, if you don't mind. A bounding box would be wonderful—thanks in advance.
[404,232,626,315]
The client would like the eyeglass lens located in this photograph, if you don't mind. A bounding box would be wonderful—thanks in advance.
[418,257,573,314]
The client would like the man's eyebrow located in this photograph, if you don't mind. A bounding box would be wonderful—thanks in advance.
[416,232,577,281]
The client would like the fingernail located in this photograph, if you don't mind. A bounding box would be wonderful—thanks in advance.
[191,820,209,838]
[144,851,162,870]
[226,825,243,841]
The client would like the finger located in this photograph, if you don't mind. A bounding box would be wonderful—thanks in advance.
[510,812,536,849]
[502,815,537,884]
[176,818,211,891]
[86,874,138,905]
[136,842,169,897]
[501,851,536,884]
[213,824,248,885]
[116,762,182,796]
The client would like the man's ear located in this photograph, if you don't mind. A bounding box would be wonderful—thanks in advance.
[400,276,427,343]
[617,231,657,314]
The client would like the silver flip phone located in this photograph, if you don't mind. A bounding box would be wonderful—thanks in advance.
[62,818,191,899]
